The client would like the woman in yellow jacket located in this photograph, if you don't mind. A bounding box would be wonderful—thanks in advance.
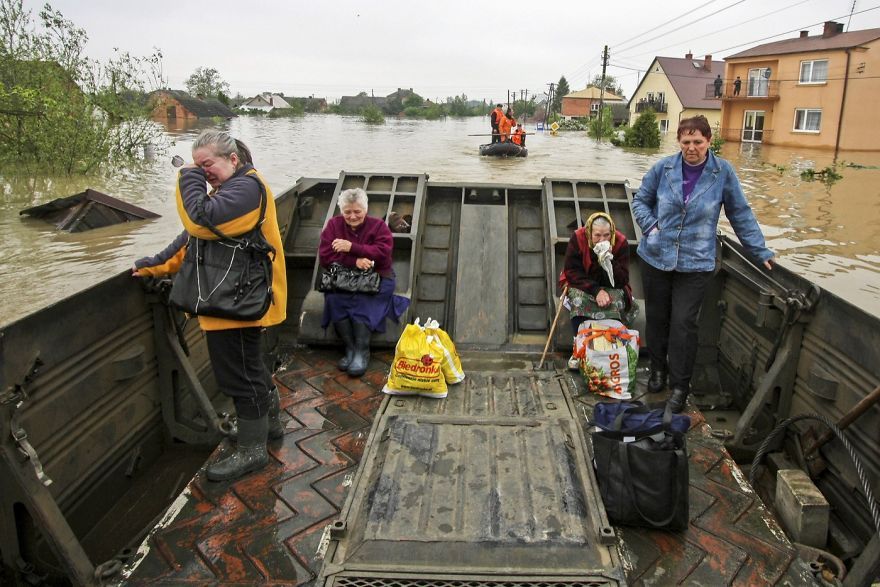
[133,130,287,482]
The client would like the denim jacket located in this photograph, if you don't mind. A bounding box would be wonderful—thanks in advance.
[632,151,773,272]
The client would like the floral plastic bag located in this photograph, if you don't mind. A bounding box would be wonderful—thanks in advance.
[573,319,639,400]
[383,322,447,398]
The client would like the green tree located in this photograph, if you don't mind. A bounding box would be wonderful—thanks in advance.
[512,97,537,118]
[590,74,624,97]
[623,109,661,148]
[588,106,614,139]
[402,93,424,109]
[710,122,724,155]
[0,0,165,174]
[551,75,569,114]
[361,103,384,124]
[445,94,470,117]
[184,66,229,99]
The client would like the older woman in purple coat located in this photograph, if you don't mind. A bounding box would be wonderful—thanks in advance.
[319,188,409,377]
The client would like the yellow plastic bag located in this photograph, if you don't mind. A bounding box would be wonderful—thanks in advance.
[383,322,448,398]
[423,318,465,384]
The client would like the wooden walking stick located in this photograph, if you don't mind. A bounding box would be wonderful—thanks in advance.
[538,286,568,369]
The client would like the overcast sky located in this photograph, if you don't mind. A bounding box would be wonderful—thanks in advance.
[29,0,880,102]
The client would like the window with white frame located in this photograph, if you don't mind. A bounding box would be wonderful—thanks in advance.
[591,102,600,112]
[799,59,828,83]
[794,108,822,132]
[659,119,669,133]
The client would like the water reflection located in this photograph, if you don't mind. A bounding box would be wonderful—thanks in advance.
[1,115,878,325]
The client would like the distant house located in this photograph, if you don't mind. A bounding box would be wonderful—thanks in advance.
[561,86,625,119]
[241,93,291,112]
[150,90,236,121]
[282,95,328,113]
[338,88,418,113]
[627,54,724,132]
[721,21,880,151]
[339,92,386,112]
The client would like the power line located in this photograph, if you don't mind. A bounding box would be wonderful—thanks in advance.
[707,4,880,54]
[614,0,749,55]
[616,0,813,60]
[610,0,723,50]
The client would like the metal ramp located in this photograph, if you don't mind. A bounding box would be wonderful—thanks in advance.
[318,366,624,585]
[298,172,426,345]
[542,178,645,347]
[413,182,549,349]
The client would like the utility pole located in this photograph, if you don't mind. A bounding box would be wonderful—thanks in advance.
[597,45,610,140]
[545,82,555,125]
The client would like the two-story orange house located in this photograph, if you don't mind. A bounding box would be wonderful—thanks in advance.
[721,21,880,151]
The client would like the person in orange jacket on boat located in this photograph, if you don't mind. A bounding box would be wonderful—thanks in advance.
[490,104,504,144]
[498,110,514,143]
[132,130,287,483]
[512,123,526,147]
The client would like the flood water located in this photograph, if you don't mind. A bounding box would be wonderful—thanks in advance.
[2,114,879,326]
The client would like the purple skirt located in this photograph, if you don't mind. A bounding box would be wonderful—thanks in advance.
[321,274,410,332]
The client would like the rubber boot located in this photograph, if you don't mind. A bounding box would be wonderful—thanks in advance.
[334,319,356,371]
[347,322,372,378]
[227,387,283,441]
[647,369,667,394]
[667,387,689,414]
[267,386,284,439]
[206,414,268,482]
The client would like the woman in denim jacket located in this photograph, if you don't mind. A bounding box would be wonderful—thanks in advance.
[632,116,774,413]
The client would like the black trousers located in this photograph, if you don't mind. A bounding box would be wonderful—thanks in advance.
[204,327,270,420]
[641,264,713,391]
[491,124,500,143]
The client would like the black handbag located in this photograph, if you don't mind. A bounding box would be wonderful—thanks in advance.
[318,262,380,294]
[169,185,275,321]
[591,403,689,530]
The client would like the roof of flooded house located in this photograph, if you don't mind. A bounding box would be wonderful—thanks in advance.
[156,90,236,118]
[564,86,625,101]
[653,56,725,110]
[727,26,880,59]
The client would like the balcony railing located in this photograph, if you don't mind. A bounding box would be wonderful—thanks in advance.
[704,80,780,100]
[635,100,667,113]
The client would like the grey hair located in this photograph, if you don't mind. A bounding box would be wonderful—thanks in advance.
[191,130,253,165]
[591,216,611,230]
[338,188,369,210]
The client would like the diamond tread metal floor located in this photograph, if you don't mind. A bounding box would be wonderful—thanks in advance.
[122,349,814,586]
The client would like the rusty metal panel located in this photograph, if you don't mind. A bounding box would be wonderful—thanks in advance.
[320,369,622,585]
[0,272,215,551]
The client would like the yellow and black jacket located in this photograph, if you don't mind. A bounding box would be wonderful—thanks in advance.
[135,164,287,331]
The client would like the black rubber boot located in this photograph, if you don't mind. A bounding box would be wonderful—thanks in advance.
[347,322,372,378]
[667,387,689,414]
[227,387,283,441]
[334,319,356,371]
[267,386,284,439]
[647,369,667,393]
[206,415,269,482]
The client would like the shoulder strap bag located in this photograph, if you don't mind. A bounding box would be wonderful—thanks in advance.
[169,179,276,321]
[317,262,380,295]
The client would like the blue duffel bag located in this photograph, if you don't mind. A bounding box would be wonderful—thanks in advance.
[591,401,691,435]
